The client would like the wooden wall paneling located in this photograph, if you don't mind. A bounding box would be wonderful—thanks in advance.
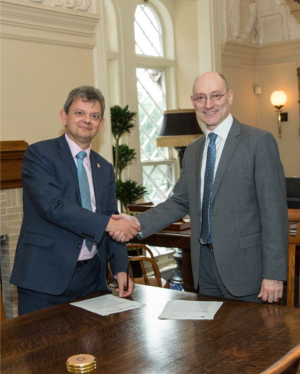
[0,141,28,189]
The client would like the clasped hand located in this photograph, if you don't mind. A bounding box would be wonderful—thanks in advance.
[106,214,141,242]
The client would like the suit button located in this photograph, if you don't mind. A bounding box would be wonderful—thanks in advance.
[77,244,82,249]
[197,239,200,243]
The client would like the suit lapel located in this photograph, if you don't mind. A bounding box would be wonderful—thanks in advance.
[57,135,81,200]
[211,119,241,203]
[90,151,103,214]
[57,136,104,210]
[194,136,205,212]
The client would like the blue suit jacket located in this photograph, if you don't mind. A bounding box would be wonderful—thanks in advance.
[10,135,128,295]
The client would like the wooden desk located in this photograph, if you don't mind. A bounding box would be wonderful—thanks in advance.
[1,285,300,374]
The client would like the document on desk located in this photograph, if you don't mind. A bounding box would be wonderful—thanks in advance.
[158,300,223,320]
[70,295,145,316]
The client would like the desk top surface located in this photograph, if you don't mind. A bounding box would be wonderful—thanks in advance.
[1,285,300,374]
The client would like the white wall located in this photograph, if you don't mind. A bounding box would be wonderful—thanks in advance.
[0,0,106,155]
[222,37,300,177]
[173,0,199,108]
[1,38,94,143]
[257,62,300,177]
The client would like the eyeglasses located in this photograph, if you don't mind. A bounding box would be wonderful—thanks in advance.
[192,92,227,104]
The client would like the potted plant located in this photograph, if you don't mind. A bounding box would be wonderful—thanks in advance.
[111,105,147,213]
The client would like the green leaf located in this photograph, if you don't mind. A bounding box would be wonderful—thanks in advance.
[116,179,147,212]
[113,144,137,173]
[111,105,137,140]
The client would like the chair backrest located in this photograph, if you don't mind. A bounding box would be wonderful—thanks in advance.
[126,244,156,259]
[286,178,300,209]
[259,343,300,374]
[287,209,300,307]
[128,255,163,288]
[126,244,164,288]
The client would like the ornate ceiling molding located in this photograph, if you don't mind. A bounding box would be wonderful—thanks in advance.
[0,0,99,48]
[222,39,300,69]
[221,41,257,69]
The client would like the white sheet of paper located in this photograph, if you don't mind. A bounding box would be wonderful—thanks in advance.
[70,294,145,316]
[158,300,223,320]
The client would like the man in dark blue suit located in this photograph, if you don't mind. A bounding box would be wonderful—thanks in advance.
[10,86,139,315]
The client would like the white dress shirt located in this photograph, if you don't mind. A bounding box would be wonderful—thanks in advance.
[200,114,233,208]
[65,134,98,260]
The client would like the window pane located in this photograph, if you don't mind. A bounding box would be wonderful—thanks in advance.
[134,4,163,57]
[137,68,167,161]
[143,164,174,204]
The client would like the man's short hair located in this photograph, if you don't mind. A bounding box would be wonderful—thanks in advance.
[63,86,105,116]
[192,72,230,94]
[219,74,229,91]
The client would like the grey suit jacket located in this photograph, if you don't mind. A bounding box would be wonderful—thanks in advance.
[10,135,128,295]
[137,118,288,296]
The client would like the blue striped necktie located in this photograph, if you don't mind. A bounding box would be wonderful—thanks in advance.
[201,133,218,244]
[76,151,93,252]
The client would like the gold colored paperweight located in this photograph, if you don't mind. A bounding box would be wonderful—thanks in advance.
[66,354,97,373]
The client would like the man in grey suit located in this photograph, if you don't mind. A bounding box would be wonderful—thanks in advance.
[11,86,139,315]
[111,72,288,303]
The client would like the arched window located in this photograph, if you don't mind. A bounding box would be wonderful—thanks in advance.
[135,3,175,204]
[135,4,163,57]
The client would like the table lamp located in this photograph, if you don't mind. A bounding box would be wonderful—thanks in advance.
[156,109,203,169]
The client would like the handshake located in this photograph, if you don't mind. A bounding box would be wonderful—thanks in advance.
[106,214,141,242]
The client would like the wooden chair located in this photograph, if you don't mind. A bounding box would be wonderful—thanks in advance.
[126,243,156,258]
[286,209,300,307]
[128,256,163,287]
[126,244,170,288]
[259,343,300,374]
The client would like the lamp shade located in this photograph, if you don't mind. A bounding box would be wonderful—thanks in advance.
[270,91,287,107]
[156,109,203,148]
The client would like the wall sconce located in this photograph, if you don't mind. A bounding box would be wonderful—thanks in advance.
[156,109,203,169]
[270,91,288,138]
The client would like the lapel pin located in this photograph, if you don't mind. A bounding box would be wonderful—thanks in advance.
[97,163,100,168]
